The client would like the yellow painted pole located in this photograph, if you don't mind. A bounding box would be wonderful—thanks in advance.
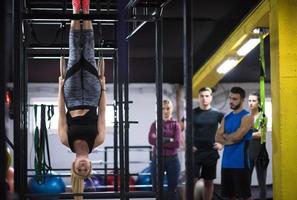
[270,0,297,199]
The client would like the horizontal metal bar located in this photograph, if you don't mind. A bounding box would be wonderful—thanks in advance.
[23,13,117,21]
[27,171,152,177]
[27,168,118,173]
[27,21,115,25]
[30,8,117,12]
[128,15,157,22]
[126,121,139,124]
[27,41,116,49]
[25,191,156,199]
[27,47,116,51]
[28,56,114,60]
[105,145,151,149]
[116,100,134,104]
[90,160,147,165]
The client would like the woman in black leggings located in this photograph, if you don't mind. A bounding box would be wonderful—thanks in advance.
[248,92,267,200]
[58,0,106,199]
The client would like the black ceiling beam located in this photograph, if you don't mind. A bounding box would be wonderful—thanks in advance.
[125,0,173,39]
[125,0,142,9]
[127,1,169,8]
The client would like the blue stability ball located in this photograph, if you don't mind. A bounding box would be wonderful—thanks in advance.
[136,166,152,191]
[136,166,169,191]
[28,174,66,200]
[84,175,104,192]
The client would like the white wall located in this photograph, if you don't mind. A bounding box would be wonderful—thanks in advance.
[23,83,179,185]
[6,82,273,187]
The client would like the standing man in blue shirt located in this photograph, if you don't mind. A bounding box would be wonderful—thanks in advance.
[216,87,253,200]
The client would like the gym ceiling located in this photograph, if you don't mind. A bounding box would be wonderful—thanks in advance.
[6,0,270,84]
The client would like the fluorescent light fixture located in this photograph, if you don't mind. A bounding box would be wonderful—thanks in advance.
[237,38,260,56]
[253,28,261,34]
[126,21,147,39]
[217,58,239,74]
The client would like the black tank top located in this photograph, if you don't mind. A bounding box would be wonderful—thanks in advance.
[67,107,98,153]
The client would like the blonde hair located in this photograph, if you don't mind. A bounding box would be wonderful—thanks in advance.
[163,99,173,108]
[71,161,92,200]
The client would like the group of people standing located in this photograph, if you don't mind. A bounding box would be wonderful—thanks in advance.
[148,87,268,200]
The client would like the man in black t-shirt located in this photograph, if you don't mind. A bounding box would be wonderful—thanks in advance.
[193,87,224,200]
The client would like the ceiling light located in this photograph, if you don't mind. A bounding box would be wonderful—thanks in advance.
[253,28,261,34]
[237,38,260,56]
[216,58,239,74]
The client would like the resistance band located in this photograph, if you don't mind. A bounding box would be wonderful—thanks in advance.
[34,105,53,183]
[258,32,268,144]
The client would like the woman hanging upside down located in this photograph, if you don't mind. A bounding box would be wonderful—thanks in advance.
[58,0,106,199]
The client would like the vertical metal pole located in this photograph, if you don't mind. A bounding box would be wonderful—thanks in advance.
[118,59,125,199]
[104,146,108,185]
[183,0,194,200]
[124,36,130,200]
[23,12,29,199]
[117,0,129,199]
[0,0,7,199]
[113,52,119,192]
[13,0,26,199]
[155,18,164,200]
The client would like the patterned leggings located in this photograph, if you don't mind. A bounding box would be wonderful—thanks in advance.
[63,29,101,109]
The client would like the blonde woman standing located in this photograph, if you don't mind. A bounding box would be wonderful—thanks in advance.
[148,99,181,200]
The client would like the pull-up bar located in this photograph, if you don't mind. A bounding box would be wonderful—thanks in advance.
[23,13,117,21]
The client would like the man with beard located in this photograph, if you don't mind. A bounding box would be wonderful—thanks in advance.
[193,87,224,200]
[215,87,253,200]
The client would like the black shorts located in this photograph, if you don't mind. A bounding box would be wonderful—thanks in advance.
[221,168,251,198]
[194,150,219,180]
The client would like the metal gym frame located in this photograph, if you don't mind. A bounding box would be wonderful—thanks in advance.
[0,0,8,199]
[9,0,194,199]
[124,0,194,199]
